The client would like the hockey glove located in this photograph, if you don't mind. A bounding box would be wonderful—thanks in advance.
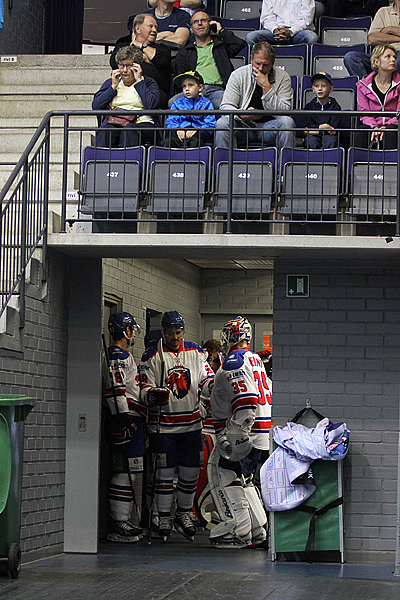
[217,420,252,461]
[110,413,138,446]
[146,387,170,407]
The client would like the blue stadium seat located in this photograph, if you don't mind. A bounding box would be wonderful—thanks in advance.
[347,148,398,217]
[279,147,345,215]
[221,1,261,21]
[311,43,366,77]
[144,146,212,216]
[213,147,276,216]
[80,146,144,215]
[319,15,372,45]
[273,44,309,78]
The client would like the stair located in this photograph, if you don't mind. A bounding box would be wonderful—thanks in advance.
[0,54,112,218]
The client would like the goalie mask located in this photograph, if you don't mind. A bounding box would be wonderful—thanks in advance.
[108,312,140,340]
[220,316,252,355]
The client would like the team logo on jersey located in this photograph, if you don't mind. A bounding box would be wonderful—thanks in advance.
[165,366,191,399]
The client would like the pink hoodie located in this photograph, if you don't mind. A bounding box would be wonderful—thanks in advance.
[356,70,400,128]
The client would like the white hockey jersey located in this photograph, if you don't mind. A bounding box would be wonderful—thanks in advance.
[211,349,272,450]
[138,341,215,434]
[102,345,140,415]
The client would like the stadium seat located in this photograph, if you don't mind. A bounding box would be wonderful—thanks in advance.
[311,43,367,78]
[80,146,144,215]
[230,45,249,69]
[347,148,398,216]
[213,147,276,216]
[279,147,345,215]
[217,17,260,38]
[221,1,261,21]
[291,75,299,109]
[144,146,212,216]
[273,44,308,78]
[319,16,372,46]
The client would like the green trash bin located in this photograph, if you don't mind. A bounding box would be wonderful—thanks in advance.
[0,394,36,578]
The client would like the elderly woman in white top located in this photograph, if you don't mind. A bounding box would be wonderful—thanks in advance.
[93,46,159,147]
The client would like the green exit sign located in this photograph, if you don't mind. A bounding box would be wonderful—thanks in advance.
[286,275,309,297]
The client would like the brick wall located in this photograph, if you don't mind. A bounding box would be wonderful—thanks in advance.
[272,260,400,562]
[200,268,274,314]
[103,258,202,360]
[0,0,45,54]
[0,253,69,558]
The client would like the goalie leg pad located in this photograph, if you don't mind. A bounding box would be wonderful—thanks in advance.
[109,472,134,522]
[207,447,251,544]
[243,481,267,531]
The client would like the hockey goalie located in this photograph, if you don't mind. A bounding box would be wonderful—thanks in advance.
[208,316,272,548]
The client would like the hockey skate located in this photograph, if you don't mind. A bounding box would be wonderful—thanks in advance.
[174,510,196,541]
[210,533,249,549]
[158,515,173,541]
[107,519,143,543]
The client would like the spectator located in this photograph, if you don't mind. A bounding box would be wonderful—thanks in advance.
[110,14,171,108]
[162,71,216,147]
[172,11,246,108]
[93,46,159,148]
[245,0,318,47]
[215,42,296,151]
[147,0,191,46]
[355,44,400,148]
[202,338,222,373]
[147,0,208,16]
[303,72,342,148]
[344,0,400,79]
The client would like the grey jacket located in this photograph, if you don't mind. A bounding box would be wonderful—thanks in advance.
[220,64,293,117]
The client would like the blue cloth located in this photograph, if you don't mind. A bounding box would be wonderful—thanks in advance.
[166,95,216,136]
[0,1,4,32]
[147,6,190,33]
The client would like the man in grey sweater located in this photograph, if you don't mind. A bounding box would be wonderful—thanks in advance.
[215,42,295,151]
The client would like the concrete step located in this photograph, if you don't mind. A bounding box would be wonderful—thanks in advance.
[0,94,95,117]
[0,128,95,155]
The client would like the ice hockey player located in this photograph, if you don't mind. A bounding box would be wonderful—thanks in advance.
[208,316,272,547]
[102,312,144,543]
[138,310,215,541]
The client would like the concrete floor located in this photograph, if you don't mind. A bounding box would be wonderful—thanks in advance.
[1,530,399,600]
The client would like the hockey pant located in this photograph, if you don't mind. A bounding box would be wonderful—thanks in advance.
[207,446,267,544]
[108,419,144,522]
[149,430,203,514]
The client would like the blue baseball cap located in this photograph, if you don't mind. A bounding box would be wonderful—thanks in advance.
[311,72,333,85]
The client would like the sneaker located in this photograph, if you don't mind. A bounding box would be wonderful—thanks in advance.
[174,510,196,541]
[107,519,142,543]
[158,515,173,541]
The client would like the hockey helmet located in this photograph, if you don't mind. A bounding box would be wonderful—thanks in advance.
[108,312,140,337]
[161,311,185,330]
[220,316,252,354]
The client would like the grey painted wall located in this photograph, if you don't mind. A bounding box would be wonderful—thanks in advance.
[272,260,400,562]
[0,0,45,54]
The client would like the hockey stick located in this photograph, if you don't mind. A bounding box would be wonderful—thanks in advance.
[147,336,165,544]
[102,334,138,513]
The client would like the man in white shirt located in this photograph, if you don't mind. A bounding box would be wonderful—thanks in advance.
[246,0,318,46]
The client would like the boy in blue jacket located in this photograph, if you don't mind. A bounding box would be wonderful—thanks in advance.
[163,71,216,147]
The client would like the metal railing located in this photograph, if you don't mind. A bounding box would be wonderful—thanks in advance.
[1,107,400,321]
[0,115,50,322]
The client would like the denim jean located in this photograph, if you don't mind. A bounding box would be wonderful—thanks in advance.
[215,114,296,152]
[246,28,318,47]
[344,51,400,79]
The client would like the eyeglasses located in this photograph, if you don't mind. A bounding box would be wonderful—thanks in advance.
[118,63,134,70]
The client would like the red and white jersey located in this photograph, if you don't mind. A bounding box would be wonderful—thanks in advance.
[102,345,140,414]
[211,348,272,450]
[138,341,215,434]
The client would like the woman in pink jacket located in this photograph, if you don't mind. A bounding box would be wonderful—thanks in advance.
[355,44,400,149]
